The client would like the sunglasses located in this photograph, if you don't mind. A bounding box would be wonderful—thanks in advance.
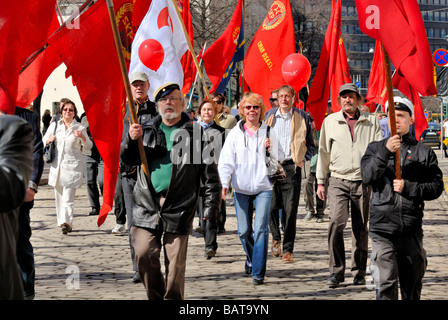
[269,98,278,102]
[63,108,74,112]
[244,105,260,110]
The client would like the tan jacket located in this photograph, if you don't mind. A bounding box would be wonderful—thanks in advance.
[265,107,314,167]
[316,110,382,183]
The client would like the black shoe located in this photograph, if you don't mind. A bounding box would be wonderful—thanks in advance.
[353,275,366,285]
[326,274,344,288]
[132,271,142,283]
[253,278,264,285]
[89,209,99,216]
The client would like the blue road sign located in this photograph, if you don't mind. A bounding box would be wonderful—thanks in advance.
[433,48,448,67]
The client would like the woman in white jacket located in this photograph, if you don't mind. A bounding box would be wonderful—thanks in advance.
[43,100,92,234]
[218,92,283,285]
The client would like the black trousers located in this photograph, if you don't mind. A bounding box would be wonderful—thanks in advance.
[370,231,427,300]
[268,163,301,254]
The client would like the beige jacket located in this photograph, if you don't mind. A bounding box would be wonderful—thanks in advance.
[316,110,382,184]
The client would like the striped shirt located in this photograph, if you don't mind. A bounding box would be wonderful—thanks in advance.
[271,108,292,161]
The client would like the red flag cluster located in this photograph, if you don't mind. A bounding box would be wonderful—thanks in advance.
[244,0,296,109]
[307,0,350,130]
[357,0,437,139]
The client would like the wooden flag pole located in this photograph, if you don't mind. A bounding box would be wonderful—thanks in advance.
[170,0,210,98]
[381,42,401,179]
[106,0,149,179]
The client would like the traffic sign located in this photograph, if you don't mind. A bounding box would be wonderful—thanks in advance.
[433,48,448,67]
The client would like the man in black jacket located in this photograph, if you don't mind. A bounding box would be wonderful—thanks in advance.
[121,83,221,300]
[15,106,44,300]
[361,96,443,300]
[0,114,33,299]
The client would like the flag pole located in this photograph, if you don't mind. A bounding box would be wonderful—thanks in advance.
[381,42,401,179]
[170,0,210,98]
[105,0,150,179]
[188,42,207,108]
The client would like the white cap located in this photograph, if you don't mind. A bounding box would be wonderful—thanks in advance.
[385,96,414,118]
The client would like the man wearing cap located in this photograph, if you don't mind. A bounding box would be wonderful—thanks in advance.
[316,83,382,288]
[361,96,443,300]
[121,83,222,300]
[119,71,158,282]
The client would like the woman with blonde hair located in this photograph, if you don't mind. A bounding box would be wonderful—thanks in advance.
[218,92,283,285]
[43,100,92,234]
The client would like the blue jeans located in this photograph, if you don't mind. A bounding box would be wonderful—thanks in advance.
[234,190,272,281]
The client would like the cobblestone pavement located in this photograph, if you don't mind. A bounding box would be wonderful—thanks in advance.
[29,154,448,301]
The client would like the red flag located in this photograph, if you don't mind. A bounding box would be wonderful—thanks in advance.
[50,0,133,226]
[330,35,351,113]
[132,0,152,30]
[177,0,195,95]
[356,0,437,97]
[0,1,56,114]
[366,40,387,110]
[394,77,428,141]
[16,11,62,109]
[306,0,342,130]
[243,0,295,109]
[202,0,244,93]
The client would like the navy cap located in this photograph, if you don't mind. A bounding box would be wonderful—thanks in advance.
[153,83,181,102]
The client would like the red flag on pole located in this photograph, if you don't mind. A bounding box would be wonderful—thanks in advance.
[49,0,133,226]
[16,11,62,109]
[330,35,351,113]
[366,40,387,110]
[306,0,342,130]
[202,0,244,93]
[243,0,295,109]
[0,0,56,114]
[356,0,437,97]
[177,0,195,95]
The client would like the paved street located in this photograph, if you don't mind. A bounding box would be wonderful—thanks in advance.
[28,153,448,301]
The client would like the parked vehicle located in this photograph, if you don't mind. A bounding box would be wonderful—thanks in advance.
[420,122,441,149]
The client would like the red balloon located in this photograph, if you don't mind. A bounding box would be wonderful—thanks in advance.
[281,53,311,91]
[138,39,165,71]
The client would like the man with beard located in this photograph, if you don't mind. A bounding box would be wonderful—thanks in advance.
[316,83,382,288]
[121,83,221,300]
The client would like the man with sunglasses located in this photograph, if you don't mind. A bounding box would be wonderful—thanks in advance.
[210,92,237,129]
[265,85,314,264]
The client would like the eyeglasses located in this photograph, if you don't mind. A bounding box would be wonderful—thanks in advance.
[159,97,182,103]
[213,100,223,104]
[244,105,260,110]
[63,108,74,112]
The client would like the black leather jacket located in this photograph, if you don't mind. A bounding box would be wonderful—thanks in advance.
[361,133,443,235]
[120,99,158,177]
[120,113,222,234]
[0,115,33,214]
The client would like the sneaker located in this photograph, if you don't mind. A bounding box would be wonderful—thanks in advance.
[316,215,324,223]
[111,224,127,235]
[282,252,294,263]
[304,211,314,221]
[253,278,264,285]
[245,261,252,275]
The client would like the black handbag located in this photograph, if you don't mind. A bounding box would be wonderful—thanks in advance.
[265,126,286,184]
[44,121,57,163]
